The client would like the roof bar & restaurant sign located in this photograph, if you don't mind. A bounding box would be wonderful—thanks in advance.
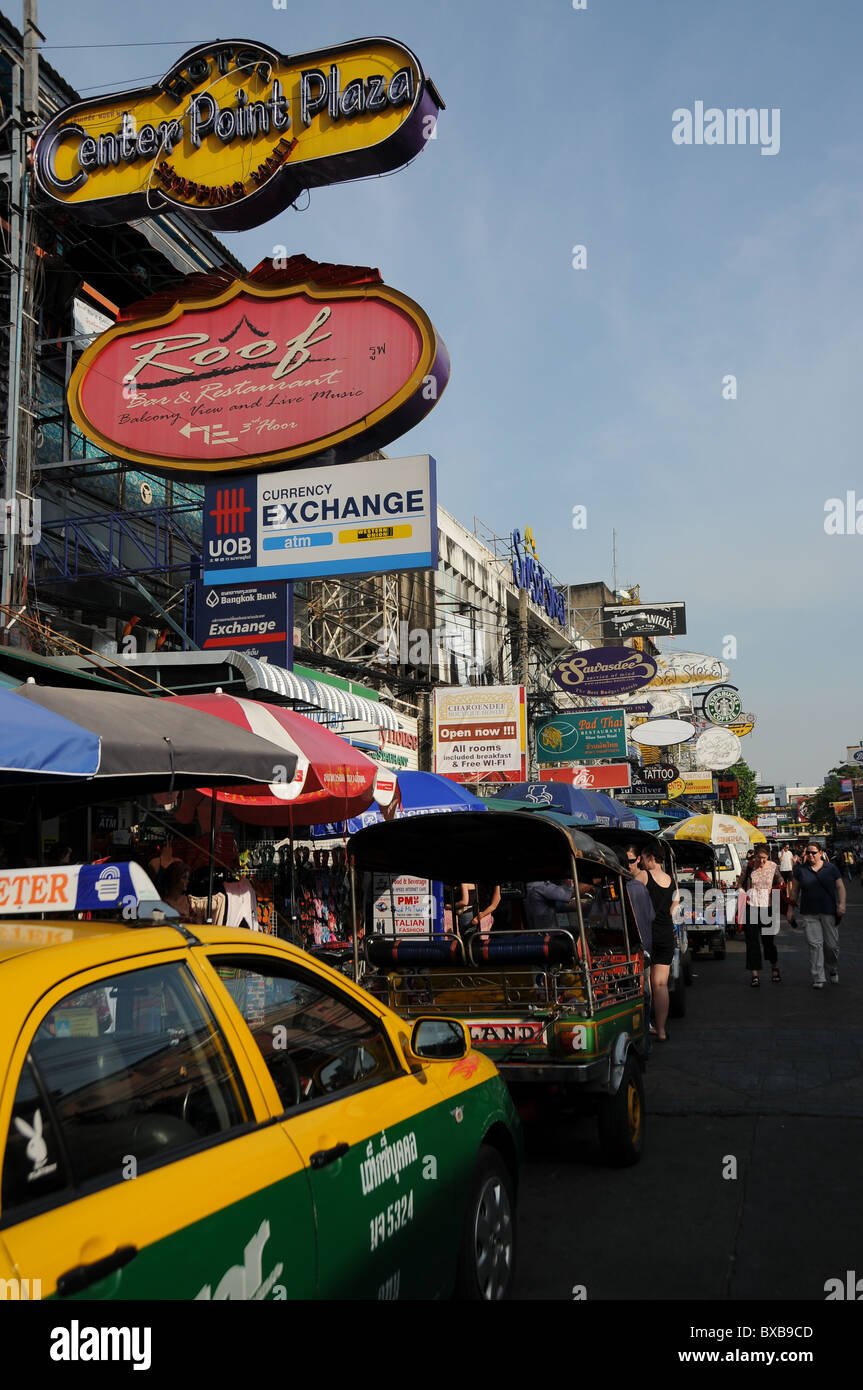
[33,37,441,230]
[67,257,450,478]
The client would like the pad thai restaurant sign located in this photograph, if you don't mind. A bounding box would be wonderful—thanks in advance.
[536,710,626,763]
[34,37,440,231]
[68,267,449,477]
[434,686,526,784]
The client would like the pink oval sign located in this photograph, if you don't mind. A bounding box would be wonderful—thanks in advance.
[69,266,449,477]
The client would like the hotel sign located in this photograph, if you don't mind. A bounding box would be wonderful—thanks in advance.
[67,264,449,477]
[33,37,440,231]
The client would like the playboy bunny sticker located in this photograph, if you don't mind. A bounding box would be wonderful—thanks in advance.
[14,1109,58,1182]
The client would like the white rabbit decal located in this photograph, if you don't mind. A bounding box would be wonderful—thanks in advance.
[14,1109,56,1181]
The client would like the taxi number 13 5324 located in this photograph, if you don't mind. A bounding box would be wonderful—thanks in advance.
[370,1190,414,1251]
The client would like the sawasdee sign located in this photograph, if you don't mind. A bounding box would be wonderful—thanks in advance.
[33,37,441,231]
[68,259,449,477]
[550,647,657,698]
[203,455,437,584]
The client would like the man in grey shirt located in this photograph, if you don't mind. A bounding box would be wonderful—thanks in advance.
[524,880,577,930]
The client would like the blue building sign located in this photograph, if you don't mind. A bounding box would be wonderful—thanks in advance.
[511,526,566,625]
[195,579,292,667]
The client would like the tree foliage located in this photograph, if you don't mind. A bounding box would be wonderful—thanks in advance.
[727,757,758,822]
[807,764,855,835]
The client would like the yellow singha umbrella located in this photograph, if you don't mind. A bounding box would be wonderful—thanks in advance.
[668,813,766,845]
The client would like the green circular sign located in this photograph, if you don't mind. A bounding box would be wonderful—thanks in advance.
[704,685,742,726]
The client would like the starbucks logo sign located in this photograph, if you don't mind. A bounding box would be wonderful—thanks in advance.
[704,685,742,726]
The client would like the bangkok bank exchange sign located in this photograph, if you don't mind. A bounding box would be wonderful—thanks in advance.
[551,646,657,699]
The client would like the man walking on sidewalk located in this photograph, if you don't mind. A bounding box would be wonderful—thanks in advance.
[788,840,846,988]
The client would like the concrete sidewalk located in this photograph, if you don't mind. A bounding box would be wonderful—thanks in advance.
[648,877,863,1116]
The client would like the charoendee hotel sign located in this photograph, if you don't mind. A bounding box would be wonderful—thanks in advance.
[33,37,441,231]
[67,262,449,477]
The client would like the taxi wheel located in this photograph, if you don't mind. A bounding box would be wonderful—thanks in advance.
[455,1147,516,1300]
[597,1056,645,1167]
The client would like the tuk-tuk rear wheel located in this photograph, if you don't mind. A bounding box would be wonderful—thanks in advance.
[597,1055,645,1167]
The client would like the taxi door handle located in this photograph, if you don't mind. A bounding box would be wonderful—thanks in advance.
[56,1244,138,1296]
[309,1142,349,1169]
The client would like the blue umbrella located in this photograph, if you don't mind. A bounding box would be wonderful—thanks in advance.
[313,770,487,837]
[489,781,639,828]
[0,690,101,779]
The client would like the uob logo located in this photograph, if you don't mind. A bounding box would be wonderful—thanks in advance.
[209,488,252,559]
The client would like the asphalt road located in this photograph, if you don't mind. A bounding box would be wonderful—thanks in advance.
[513,878,863,1301]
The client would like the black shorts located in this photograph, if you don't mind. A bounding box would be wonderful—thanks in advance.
[650,924,675,967]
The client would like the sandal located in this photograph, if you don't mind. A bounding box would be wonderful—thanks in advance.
[750,975,760,987]
[771,968,781,982]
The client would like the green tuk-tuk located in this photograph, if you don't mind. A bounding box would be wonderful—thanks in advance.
[349,809,648,1166]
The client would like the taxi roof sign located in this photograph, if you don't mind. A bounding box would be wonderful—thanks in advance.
[0,863,177,918]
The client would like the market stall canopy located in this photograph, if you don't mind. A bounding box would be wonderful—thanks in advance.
[49,650,401,731]
[662,813,766,846]
[312,770,488,838]
[1,684,297,810]
[164,693,379,827]
[348,809,622,882]
[488,782,639,829]
[0,692,101,779]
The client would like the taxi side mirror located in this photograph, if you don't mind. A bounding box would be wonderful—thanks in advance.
[408,1017,470,1061]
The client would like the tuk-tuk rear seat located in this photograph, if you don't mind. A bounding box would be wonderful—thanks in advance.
[364,935,466,969]
[469,931,577,968]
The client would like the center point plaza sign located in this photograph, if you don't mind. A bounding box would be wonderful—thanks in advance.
[33,37,441,231]
[68,258,449,478]
[203,454,437,583]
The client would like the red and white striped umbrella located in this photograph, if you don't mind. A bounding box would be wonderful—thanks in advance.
[163,692,382,826]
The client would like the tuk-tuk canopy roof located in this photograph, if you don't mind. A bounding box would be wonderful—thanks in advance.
[348,809,625,881]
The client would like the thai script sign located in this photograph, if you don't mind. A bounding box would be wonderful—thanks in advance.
[34,37,440,231]
[539,764,632,790]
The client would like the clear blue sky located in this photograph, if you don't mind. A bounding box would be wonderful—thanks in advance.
[31,0,862,785]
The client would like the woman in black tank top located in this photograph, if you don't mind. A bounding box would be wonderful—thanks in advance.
[639,846,678,1041]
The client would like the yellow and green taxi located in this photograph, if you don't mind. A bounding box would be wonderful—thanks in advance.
[0,863,521,1300]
